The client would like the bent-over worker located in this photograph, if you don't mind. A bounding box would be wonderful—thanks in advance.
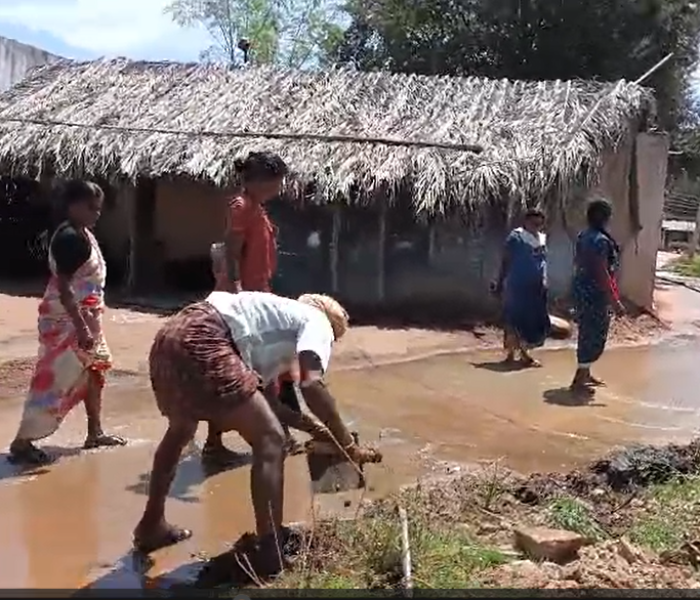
[133,291,381,572]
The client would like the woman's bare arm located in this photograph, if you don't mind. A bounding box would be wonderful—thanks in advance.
[56,275,87,332]
[223,229,244,292]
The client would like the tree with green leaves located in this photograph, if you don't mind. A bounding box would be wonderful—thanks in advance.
[329,0,700,129]
[165,0,345,68]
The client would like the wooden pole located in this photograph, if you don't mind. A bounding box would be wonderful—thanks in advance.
[377,205,386,302]
[330,206,340,294]
[398,507,413,596]
[633,53,674,85]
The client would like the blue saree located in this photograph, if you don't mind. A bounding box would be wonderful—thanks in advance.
[572,227,620,366]
[503,227,550,348]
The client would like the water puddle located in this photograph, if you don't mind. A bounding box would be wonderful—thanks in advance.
[0,340,699,588]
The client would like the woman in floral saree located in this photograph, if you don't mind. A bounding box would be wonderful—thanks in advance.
[9,180,126,465]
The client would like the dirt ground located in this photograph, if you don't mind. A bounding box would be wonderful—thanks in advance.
[0,279,667,398]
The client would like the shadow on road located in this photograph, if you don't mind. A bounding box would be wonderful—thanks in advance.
[125,450,252,503]
[543,387,606,407]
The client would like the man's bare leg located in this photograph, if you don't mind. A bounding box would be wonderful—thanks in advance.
[133,417,197,553]
[217,390,287,574]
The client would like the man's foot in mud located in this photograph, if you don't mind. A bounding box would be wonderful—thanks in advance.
[133,520,193,554]
[7,439,52,465]
[201,442,248,466]
[84,433,128,450]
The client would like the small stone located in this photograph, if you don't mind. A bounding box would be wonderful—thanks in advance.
[591,488,606,497]
[514,526,587,564]
[616,537,646,564]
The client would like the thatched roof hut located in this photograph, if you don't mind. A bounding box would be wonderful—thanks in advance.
[0,58,655,214]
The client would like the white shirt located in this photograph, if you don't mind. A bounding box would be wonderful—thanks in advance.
[206,291,334,384]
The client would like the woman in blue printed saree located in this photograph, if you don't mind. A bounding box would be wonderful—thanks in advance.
[570,199,625,391]
[493,208,550,367]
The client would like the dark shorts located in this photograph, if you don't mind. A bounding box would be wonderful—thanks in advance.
[148,301,261,422]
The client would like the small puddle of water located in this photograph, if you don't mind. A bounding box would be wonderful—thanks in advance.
[0,340,699,588]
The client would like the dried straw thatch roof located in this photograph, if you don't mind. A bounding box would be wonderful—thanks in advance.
[0,58,655,214]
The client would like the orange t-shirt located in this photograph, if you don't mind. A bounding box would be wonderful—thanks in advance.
[226,195,277,291]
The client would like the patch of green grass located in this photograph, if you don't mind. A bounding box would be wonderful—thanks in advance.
[669,255,700,277]
[547,496,607,541]
[409,522,508,588]
[629,518,682,553]
[273,504,509,590]
[628,476,700,553]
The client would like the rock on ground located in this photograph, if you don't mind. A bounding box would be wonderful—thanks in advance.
[513,526,587,564]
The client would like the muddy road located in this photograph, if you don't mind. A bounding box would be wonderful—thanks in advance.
[0,280,698,588]
[1,338,700,588]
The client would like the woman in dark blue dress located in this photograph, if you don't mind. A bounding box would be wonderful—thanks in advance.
[493,208,550,367]
[570,199,625,390]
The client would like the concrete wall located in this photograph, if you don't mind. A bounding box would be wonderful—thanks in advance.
[0,36,59,92]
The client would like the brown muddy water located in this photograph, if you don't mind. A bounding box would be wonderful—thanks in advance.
[0,340,699,589]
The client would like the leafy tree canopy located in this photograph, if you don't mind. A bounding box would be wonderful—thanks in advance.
[329,0,700,130]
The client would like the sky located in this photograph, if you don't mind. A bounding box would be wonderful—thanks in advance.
[0,0,212,61]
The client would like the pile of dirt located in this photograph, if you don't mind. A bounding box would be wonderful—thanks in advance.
[478,540,699,589]
[591,440,700,490]
[513,439,700,505]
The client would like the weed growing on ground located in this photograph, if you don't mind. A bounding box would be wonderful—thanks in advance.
[628,476,700,553]
[546,496,608,541]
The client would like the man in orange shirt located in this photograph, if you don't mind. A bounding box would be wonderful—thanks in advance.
[207,151,302,464]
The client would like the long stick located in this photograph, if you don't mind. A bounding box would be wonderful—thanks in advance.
[399,507,413,596]
[634,53,674,86]
[0,115,484,154]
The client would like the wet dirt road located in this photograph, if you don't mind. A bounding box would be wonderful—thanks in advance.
[1,337,700,589]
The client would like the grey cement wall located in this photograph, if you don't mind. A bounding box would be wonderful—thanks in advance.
[0,36,59,92]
